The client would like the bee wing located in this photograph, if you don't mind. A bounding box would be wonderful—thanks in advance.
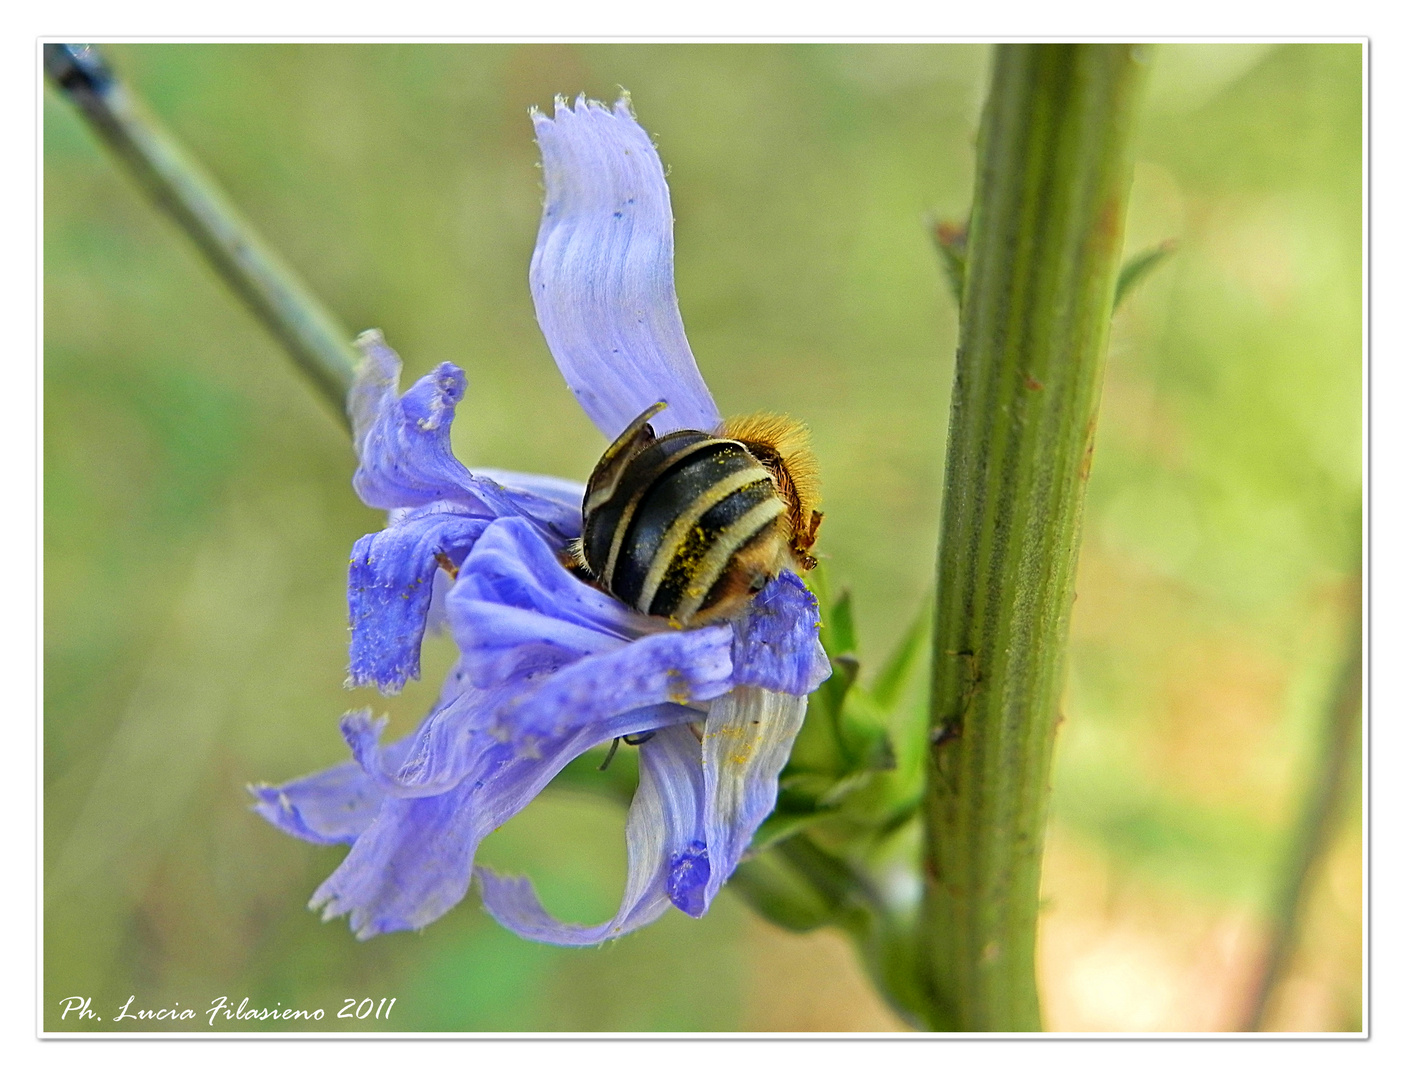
[583,400,667,515]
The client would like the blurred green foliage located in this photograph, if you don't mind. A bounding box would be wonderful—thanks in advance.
[43,43,1360,1031]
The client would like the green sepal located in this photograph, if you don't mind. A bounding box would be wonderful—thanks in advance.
[762,561,933,852]
[729,841,848,933]
[775,563,896,821]
[730,834,930,1028]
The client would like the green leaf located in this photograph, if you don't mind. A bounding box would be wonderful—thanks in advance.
[1113,239,1177,311]
[871,595,934,712]
[729,854,838,933]
[750,807,841,852]
[928,216,969,307]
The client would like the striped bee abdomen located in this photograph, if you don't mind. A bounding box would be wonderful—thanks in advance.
[579,404,790,625]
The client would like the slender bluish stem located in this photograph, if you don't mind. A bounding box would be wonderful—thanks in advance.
[1240,564,1362,1031]
[44,44,359,430]
[920,44,1146,1031]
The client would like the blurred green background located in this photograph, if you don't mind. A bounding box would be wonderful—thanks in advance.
[43,43,1361,1032]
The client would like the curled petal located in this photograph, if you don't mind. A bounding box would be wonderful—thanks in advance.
[349,332,491,511]
[451,516,647,640]
[248,732,415,846]
[531,97,721,439]
[348,334,575,536]
[310,703,694,939]
[447,516,656,687]
[340,671,523,799]
[732,571,831,697]
[452,604,625,688]
[494,625,734,747]
[340,705,496,800]
[309,778,485,939]
[348,510,490,693]
[340,659,511,800]
[701,687,808,908]
[472,468,584,507]
[477,720,708,943]
[447,514,735,745]
[473,468,584,538]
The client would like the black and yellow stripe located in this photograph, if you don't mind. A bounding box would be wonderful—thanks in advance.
[581,404,788,625]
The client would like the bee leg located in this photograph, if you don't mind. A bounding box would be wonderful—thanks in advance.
[558,540,602,585]
[622,731,657,746]
[597,737,622,772]
[433,552,459,579]
[792,509,824,570]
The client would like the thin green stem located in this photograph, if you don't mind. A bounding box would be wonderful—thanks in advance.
[44,44,359,431]
[920,44,1146,1031]
[1240,565,1362,1031]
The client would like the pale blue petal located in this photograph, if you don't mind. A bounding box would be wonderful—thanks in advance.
[701,687,808,907]
[423,561,453,637]
[477,720,708,943]
[348,510,490,693]
[448,516,646,642]
[348,333,578,538]
[348,486,592,695]
[473,467,585,537]
[309,777,484,939]
[309,702,694,939]
[248,732,416,846]
[248,764,384,846]
[348,331,496,512]
[530,97,721,439]
[731,570,832,697]
[445,515,663,692]
[492,625,734,747]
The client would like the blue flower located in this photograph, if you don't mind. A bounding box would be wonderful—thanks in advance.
[251,96,830,944]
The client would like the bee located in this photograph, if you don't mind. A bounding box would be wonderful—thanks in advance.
[575,401,822,626]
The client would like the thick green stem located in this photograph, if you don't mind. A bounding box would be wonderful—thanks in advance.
[920,44,1145,1031]
[44,44,359,430]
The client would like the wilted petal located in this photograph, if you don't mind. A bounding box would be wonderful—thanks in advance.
[310,702,693,939]
[453,516,644,634]
[310,778,482,939]
[531,97,721,439]
[473,468,584,538]
[701,687,807,908]
[348,334,576,530]
[448,515,672,690]
[732,570,832,696]
[349,332,494,511]
[493,625,734,746]
[248,732,415,846]
[348,509,490,693]
[477,720,708,943]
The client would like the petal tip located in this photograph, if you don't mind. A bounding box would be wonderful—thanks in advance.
[666,840,711,918]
